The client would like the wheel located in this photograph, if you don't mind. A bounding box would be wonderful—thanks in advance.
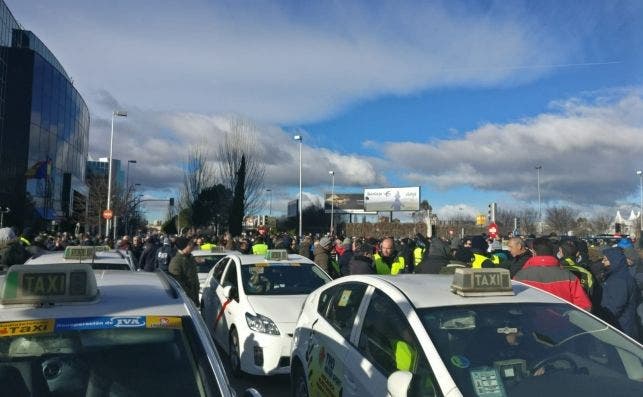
[532,353,579,375]
[229,329,243,378]
[291,362,309,397]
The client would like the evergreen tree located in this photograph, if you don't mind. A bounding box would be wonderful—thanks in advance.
[229,155,246,236]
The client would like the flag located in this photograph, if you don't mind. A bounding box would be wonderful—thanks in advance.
[25,158,51,179]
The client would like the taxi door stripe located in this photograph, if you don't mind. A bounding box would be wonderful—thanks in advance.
[214,298,232,328]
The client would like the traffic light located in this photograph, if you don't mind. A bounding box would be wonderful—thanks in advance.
[488,202,497,223]
[169,198,174,206]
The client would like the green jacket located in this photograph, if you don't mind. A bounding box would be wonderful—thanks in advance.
[169,251,199,305]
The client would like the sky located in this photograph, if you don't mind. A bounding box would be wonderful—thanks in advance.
[6,0,643,222]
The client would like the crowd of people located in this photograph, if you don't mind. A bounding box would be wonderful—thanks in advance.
[1,224,641,342]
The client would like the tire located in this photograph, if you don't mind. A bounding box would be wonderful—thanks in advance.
[229,329,243,378]
[291,361,309,397]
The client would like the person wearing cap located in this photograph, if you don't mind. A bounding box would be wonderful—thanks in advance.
[373,237,406,275]
[0,227,30,270]
[314,236,340,278]
[154,237,175,273]
[469,236,495,268]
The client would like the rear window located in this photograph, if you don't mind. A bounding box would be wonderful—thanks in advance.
[241,262,330,295]
[0,316,222,397]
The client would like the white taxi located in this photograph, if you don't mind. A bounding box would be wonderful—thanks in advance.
[25,245,136,271]
[290,268,643,397]
[200,250,331,377]
[0,263,262,397]
[192,247,240,302]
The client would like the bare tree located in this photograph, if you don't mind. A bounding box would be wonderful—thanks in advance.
[518,208,539,236]
[545,206,579,235]
[181,142,215,209]
[216,118,266,215]
[590,212,613,235]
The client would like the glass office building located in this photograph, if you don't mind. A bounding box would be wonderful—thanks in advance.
[0,0,89,231]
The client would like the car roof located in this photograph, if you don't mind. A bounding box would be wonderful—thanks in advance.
[24,250,134,270]
[336,274,564,309]
[0,270,188,321]
[191,249,240,257]
[232,253,315,265]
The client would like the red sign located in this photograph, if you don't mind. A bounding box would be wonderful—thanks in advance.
[102,209,113,220]
[487,223,499,239]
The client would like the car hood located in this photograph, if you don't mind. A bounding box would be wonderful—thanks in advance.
[246,295,307,324]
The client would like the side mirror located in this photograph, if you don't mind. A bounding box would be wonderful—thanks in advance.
[222,285,233,299]
[242,388,262,397]
[387,370,412,397]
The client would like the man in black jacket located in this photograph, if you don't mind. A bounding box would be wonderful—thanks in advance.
[506,237,531,277]
[347,242,376,275]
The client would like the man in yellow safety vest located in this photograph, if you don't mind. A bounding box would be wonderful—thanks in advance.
[373,237,406,275]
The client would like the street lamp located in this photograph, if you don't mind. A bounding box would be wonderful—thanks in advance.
[329,170,335,236]
[126,160,137,191]
[266,188,272,216]
[535,165,542,235]
[106,110,127,237]
[637,170,643,243]
[294,134,303,237]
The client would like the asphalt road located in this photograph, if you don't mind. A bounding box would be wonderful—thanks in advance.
[217,346,291,397]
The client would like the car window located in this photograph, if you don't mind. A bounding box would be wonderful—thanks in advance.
[319,282,366,340]
[211,258,229,284]
[241,263,330,295]
[358,289,441,397]
[194,254,227,274]
[419,303,643,397]
[0,316,222,397]
[221,261,238,289]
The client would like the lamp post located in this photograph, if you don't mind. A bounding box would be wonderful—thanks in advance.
[266,189,272,216]
[637,170,643,243]
[535,165,542,235]
[329,170,335,236]
[124,160,137,236]
[106,110,127,237]
[294,135,303,237]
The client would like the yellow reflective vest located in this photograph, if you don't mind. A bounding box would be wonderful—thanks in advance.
[471,253,495,269]
[252,243,268,255]
[200,243,216,251]
[394,340,416,371]
[373,253,405,275]
[413,247,424,266]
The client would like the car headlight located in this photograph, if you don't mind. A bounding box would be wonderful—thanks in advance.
[245,312,280,335]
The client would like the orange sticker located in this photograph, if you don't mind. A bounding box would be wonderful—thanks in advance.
[145,316,182,329]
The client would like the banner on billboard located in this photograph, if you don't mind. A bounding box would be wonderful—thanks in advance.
[363,187,420,212]
[287,199,298,218]
[324,193,366,213]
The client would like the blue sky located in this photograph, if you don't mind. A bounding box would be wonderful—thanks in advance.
[6,0,643,221]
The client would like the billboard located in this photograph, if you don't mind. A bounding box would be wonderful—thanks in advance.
[364,187,420,212]
[287,199,298,218]
[324,193,366,214]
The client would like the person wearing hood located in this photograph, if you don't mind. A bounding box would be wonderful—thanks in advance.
[338,237,354,276]
[314,237,340,279]
[598,248,640,340]
[416,237,451,274]
[0,227,30,270]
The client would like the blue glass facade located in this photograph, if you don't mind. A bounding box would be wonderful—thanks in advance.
[0,0,90,230]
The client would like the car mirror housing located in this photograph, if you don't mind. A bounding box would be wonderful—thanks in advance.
[387,370,412,397]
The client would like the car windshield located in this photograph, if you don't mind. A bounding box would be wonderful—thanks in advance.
[0,316,221,397]
[240,262,330,295]
[419,303,643,397]
[193,255,227,274]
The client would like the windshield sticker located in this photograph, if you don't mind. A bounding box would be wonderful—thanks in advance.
[469,367,506,397]
[55,316,146,331]
[337,290,352,307]
[146,316,182,329]
[450,355,470,369]
[0,320,55,338]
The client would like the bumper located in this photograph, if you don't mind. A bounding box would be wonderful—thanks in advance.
[239,326,294,376]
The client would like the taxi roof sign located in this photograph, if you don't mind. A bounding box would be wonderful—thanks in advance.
[1,264,99,305]
[451,268,514,297]
[63,246,109,260]
[265,249,289,261]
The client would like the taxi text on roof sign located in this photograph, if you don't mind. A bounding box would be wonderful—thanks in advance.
[63,245,109,260]
[265,249,289,261]
[0,264,98,304]
[450,268,514,297]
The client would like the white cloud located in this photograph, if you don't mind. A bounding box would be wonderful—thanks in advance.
[9,0,578,124]
[380,90,643,206]
[435,204,479,220]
